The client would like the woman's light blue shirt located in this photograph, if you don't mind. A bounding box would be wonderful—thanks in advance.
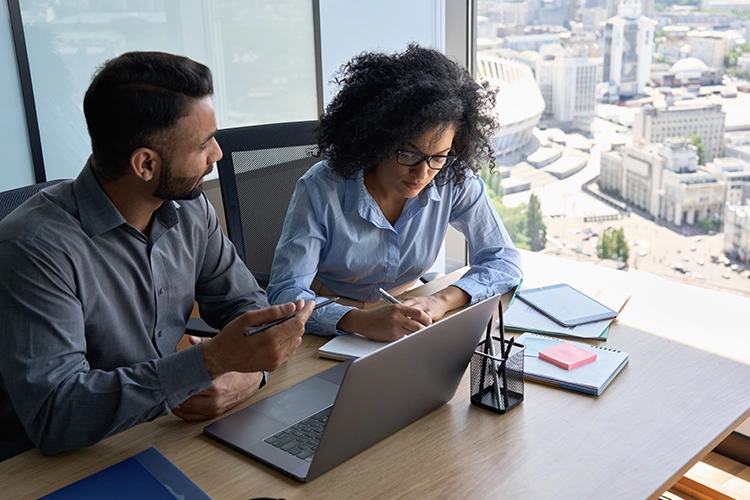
[267,161,523,335]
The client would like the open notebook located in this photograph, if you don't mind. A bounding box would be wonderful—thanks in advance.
[519,333,629,396]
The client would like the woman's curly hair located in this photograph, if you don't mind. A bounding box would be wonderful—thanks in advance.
[318,44,500,187]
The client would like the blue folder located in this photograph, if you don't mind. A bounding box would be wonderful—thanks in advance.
[40,447,211,499]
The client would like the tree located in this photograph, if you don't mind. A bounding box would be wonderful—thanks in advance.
[526,193,547,251]
[597,227,629,264]
[492,198,530,250]
[689,134,705,165]
[699,215,712,231]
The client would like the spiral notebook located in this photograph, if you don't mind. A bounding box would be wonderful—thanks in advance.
[518,333,629,396]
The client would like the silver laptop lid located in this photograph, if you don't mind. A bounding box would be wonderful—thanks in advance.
[305,293,500,481]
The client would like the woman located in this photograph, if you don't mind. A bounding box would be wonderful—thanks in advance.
[267,44,523,341]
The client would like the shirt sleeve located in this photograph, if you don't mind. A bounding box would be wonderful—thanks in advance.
[194,194,270,328]
[448,175,524,303]
[267,180,354,335]
[0,239,214,455]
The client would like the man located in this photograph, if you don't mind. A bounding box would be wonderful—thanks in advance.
[0,51,314,460]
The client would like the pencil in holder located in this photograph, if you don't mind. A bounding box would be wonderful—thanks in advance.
[470,336,525,414]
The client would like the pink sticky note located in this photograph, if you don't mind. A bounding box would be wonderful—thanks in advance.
[539,343,597,370]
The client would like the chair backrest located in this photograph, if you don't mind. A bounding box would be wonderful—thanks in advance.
[0,179,66,222]
[216,120,319,287]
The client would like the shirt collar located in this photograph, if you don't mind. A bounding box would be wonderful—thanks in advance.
[74,156,180,238]
[350,169,443,226]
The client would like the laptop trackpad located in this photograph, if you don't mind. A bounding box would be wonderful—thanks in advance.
[251,373,340,425]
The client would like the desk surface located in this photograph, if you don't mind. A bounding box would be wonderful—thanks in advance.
[3,251,750,499]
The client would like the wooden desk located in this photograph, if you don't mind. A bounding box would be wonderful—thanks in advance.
[3,251,750,499]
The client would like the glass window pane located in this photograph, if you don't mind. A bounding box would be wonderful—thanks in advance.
[0,2,35,191]
[19,0,318,182]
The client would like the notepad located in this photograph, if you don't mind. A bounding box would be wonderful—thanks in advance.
[318,334,388,360]
[40,447,210,499]
[539,343,597,370]
[519,333,629,396]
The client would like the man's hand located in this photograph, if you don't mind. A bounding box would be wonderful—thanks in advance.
[171,371,264,421]
[199,299,315,379]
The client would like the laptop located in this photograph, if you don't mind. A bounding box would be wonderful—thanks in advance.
[203,293,501,482]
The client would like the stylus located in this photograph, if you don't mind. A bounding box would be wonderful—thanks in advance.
[244,297,339,337]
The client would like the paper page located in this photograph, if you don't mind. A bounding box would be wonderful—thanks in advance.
[318,334,389,360]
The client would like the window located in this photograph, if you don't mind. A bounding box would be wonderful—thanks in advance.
[7,0,320,186]
[474,0,750,298]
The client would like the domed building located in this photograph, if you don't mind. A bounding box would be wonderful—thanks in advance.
[659,57,721,87]
[671,58,708,80]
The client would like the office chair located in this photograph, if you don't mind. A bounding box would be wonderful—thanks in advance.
[0,179,66,222]
[216,120,320,288]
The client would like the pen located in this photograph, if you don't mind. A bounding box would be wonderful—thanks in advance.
[378,287,431,327]
[377,287,401,305]
[244,297,339,337]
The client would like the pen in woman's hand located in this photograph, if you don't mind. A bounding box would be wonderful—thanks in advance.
[244,297,339,337]
[378,288,401,305]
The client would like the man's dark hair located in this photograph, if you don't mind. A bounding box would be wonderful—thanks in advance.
[83,51,213,181]
[318,44,500,186]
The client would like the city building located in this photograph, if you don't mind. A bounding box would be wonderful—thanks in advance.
[502,30,566,52]
[687,31,729,70]
[600,0,655,101]
[599,139,727,226]
[737,52,750,77]
[476,54,545,156]
[581,8,609,36]
[725,131,750,163]
[632,101,725,163]
[724,204,750,261]
[707,157,750,206]
[656,58,723,87]
[535,45,602,132]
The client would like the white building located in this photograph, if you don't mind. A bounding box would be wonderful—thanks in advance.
[708,157,750,206]
[724,204,750,261]
[477,55,545,156]
[687,31,729,69]
[601,0,655,101]
[599,139,727,226]
[632,101,725,163]
[536,46,602,132]
[737,52,750,77]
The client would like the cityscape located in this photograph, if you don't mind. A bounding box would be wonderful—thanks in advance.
[477,0,750,298]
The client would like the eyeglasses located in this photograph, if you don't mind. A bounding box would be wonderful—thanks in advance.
[396,150,458,171]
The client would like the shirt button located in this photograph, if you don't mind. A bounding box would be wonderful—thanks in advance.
[157,330,162,337]
[159,288,165,296]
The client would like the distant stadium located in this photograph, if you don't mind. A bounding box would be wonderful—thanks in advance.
[476,54,544,157]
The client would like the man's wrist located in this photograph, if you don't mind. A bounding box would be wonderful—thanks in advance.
[199,342,223,379]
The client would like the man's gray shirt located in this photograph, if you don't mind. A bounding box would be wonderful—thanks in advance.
[0,160,268,455]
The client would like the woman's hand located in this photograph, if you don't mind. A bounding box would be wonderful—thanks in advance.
[337,305,432,342]
[401,286,470,322]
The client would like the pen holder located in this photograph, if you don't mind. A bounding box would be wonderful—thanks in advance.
[470,336,525,414]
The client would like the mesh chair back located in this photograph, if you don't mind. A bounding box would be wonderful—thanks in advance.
[0,180,66,222]
[216,120,319,287]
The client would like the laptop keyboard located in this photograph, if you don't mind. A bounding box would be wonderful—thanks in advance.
[264,406,332,462]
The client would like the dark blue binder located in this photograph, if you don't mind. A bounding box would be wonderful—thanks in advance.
[40,447,211,499]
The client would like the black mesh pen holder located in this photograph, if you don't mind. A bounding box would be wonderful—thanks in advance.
[470,301,525,414]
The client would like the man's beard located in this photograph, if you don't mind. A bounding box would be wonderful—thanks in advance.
[152,157,209,201]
